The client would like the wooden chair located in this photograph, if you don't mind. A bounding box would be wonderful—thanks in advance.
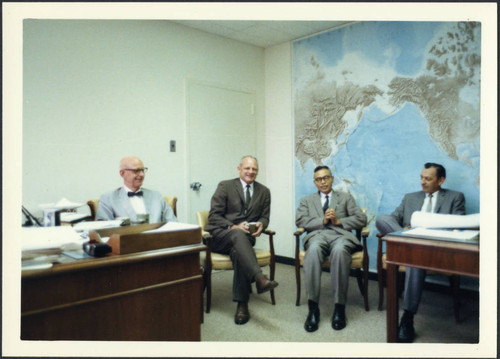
[376,233,461,322]
[294,209,370,311]
[87,196,178,220]
[196,210,276,313]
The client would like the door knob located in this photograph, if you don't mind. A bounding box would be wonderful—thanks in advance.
[190,182,202,191]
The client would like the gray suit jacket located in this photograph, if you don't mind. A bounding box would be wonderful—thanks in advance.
[296,191,367,247]
[391,188,466,227]
[205,178,271,235]
[96,187,178,223]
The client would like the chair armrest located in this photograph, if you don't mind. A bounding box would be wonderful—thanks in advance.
[264,228,276,236]
[262,228,276,257]
[294,228,305,261]
[294,227,305,236]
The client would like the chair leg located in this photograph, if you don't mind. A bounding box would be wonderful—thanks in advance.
[200,269,204,324]
[363,266,369,311]
[355,268,364,294]
[450,275,461,323]
[269,261,276,305]
[295,262,301,306]
[206,266,212,314]
[378,269,384,311]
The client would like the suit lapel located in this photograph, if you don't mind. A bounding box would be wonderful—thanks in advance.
[233,178,245,206]
[313,192,323,216]
[414,192,426,213]
[434,189,447,213]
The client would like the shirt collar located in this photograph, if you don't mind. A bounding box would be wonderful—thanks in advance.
[427,190,440,198]
[240,179,253,190]
[319,190,332,200]
[124,185,142,194]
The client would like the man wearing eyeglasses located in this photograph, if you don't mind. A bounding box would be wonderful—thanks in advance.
[296,165,366,333]
[96,156,177,223]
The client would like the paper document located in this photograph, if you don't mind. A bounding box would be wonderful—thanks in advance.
[72,220,123,232]
[22,226,86,251]
[39,198,84,210]
[403,227,479,242]
[143,222,200,233]
[60,212,91,222]
[410,212,479,229]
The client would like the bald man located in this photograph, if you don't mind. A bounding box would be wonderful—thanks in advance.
[96,156,177,223]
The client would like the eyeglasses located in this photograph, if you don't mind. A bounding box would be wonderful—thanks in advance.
[123,168,148,174]
[314,175,332,183]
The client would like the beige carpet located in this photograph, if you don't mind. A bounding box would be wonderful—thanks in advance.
[200,263,479,343]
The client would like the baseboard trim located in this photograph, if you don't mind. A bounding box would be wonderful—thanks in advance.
[275,255,479,299]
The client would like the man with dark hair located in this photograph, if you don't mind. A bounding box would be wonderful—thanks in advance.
[205,156,278,325]
[376,162,465,342]
[296,165,367,332]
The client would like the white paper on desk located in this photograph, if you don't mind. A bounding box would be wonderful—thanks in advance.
[39,197,84,210]
[410,212,479,229]
[22,226,85,251]
[72,220,123,232]
[404,227,480,241]
[143,222,200,233]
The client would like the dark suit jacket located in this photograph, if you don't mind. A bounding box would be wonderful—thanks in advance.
[205,178,271,235]
[296,191,367,247]
[391,188,466,227]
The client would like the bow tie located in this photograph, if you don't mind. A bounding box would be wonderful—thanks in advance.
[128,191,143,197]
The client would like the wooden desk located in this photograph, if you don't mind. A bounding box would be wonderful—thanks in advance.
[21,243,205,341]
[383,233,479,343]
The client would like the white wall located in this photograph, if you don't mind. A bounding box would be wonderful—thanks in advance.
[263,43,295,258]
[23,20,266,223]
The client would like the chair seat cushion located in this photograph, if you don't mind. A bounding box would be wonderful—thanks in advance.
[211,249,271,270]
[299,249,364,268]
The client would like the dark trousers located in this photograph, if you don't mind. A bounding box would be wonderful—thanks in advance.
[376,214,426,313]
[210,228,261,303]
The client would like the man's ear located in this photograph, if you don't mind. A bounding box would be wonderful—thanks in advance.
[438,177,446,186]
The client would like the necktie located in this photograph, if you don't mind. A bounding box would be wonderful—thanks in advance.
[244,185,251,213]
[425,194,433,212]
[323,195,329,213]
[128,191,143,197]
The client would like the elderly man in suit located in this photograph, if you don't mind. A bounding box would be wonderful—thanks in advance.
[205,155,278,325]
[96,156,177,223]
[296,165,367,332]
[376,162,465,343]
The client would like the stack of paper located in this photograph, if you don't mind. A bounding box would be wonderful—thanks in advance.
[143,222,200,233]
[39,198,85,210]
[403,227,479,242]
[410,212,479,229]
[72,220,123,232]
[22,226,86,252]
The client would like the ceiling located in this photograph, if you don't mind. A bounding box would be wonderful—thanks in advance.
[171,20,353,48]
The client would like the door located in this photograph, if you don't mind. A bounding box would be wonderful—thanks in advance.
[187,80,256,224]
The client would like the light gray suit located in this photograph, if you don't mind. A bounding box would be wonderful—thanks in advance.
[96,187,178,223]
[376,188,465,312]
[296,191,367,305]
[206,178,271,303]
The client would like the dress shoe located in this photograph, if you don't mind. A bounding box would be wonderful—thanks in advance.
[255,273,279,294]
[304,308,320,332]
[398,311,415,343]
[234,302,250,325]
[332,304,347,330]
